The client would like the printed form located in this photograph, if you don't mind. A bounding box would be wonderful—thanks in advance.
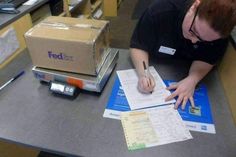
[121,105,193,150]
[117,67,175,110]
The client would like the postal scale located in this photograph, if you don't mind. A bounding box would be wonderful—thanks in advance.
[32,48,119,97]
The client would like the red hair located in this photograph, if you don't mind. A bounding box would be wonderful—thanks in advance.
[198,0,236,37]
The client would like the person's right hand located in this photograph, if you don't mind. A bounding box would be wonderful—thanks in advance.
[137,74,155,94]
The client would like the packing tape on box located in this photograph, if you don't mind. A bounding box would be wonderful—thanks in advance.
[25,21,105,44]
[38,22,102,31]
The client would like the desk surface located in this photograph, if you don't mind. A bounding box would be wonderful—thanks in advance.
[0,49,235,157]
[0,0,48,29]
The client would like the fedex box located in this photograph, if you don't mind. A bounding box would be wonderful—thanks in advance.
[25,16,110,76]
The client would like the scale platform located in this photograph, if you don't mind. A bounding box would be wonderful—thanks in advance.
[32,49,119,93]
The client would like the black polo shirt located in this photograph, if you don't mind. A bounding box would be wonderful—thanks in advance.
[130,0,228,65]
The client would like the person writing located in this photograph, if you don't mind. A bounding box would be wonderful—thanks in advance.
[130,0,236,109]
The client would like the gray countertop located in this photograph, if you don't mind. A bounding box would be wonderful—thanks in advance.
[0,49,235,157]
[0,0,48,29]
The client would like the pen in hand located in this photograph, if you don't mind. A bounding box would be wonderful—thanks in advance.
[143,61,149,86]
[142,61,153,93]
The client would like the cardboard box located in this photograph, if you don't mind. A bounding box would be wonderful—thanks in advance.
[25,16,110,76]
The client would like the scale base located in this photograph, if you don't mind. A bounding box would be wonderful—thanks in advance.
[32,48,119,93]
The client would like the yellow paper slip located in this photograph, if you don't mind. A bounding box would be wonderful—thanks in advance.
[121,105,193,150]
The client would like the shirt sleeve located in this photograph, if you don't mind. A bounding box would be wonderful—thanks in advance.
[130,9,158,54]
[195,38,229,65]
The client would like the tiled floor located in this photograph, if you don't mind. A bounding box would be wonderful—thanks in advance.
[106,0,139,49]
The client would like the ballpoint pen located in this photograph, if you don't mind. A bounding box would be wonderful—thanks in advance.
[143,61,148,75]
[142,61,152,93]
[0,70,25,91]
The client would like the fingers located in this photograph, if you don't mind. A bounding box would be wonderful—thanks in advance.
[149,76,156,88]
[138,79,148,93]
[174,94,183,109]
[165,83,178,101]
[138,76,155,93]
[174,96,194,110]
[166,83,178,90]
[165,78,196,110]
[144,73,155,88]
[165,90,178,101]
[146,78,152,88]
[181,97,188,110]
[189,96,195,108]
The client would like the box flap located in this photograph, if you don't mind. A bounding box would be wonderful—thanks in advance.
[25,16,109,43]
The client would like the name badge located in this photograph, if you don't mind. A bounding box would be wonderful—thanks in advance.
[158,46,176,55]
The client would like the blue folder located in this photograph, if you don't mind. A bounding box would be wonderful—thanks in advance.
[103,76,216,134]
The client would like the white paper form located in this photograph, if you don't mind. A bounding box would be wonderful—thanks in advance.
[121,105,193,150]
[117,67,175,110]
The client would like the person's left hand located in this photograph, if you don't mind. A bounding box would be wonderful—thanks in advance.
[165,76,197,110]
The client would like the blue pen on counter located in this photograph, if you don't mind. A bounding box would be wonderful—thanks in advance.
[0,71,25,91]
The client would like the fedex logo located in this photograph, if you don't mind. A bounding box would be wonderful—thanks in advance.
[48,51,73,61]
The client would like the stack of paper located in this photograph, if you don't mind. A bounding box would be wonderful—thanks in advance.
[117,66,175,110]
[103,77,216,134]
[121,105,193,150]
[114,67,193,150]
